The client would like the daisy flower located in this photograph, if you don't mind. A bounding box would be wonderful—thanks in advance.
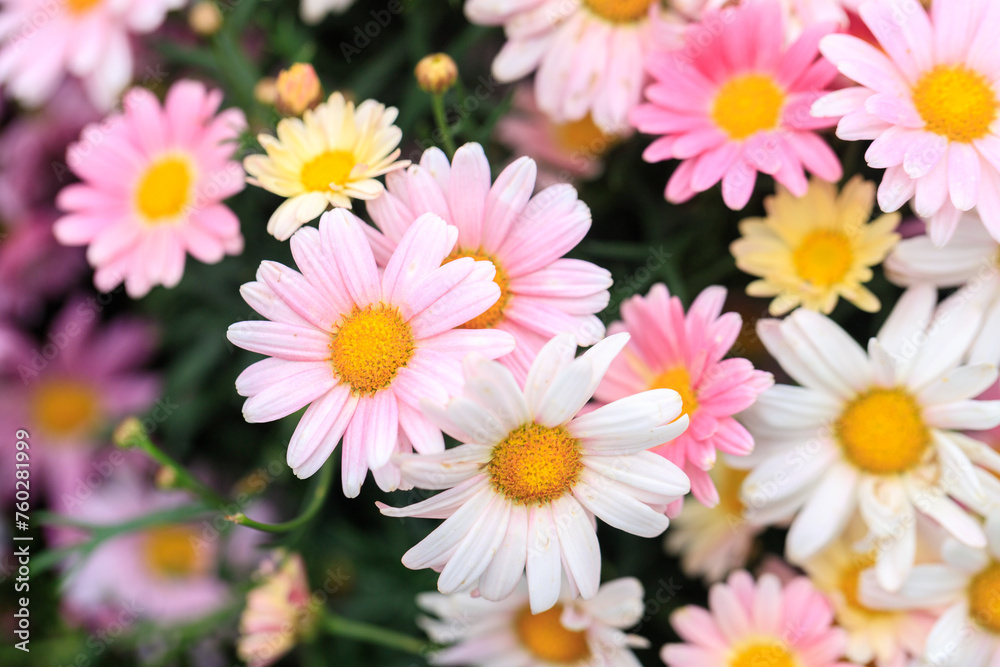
[496,85,626,186]
[300,0,354,24]
[243,92,408,241]
[379,332,691,613]
[238,551,318,667]
[662,570,852,667]
[0,298,159,506]
[227,209,515,495]
[594,284,773,511]
[666,461,765,584]
[463,0,663,132]
[60,469,237,625]
[859,513,1000,667]
[739,285,1000,591]
[54,80,247,299]
[885,212,1000,367]
[730,176,902,315]
[631,0,842,210]
[418,577,649,666]
[802,535,934,666]
[0,0,185,110]
[813,0,1000,246]
[670,0,861,41]
[365,142,611,382]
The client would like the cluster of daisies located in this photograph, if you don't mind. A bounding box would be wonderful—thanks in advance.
[7,0,1000,665]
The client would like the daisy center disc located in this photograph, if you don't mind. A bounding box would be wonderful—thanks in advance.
[913,65,997,143]
[330,303,415,396]
[67,0,102,14]
[142,525,208,580]
[712,74,786,141]
[730,641,798,667]
[136,157,193,222]
[488,423,583,504]
[301,150,356,191]
[969,563,1000,633]
[515,604,590,663]
[32,380,98,438]
[792,229,854,288]
[583,0,655,23]
[651,366,699,416]
[836,388,930,475]
[554,115,613,156]
[445,249,510,329]
[718,467,749,517]
[837,555,890,616]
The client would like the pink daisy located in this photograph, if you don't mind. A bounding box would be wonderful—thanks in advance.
[813,0,1000,246]
[662,570,853,667]
[0,0,185,110]
[227,209,515,495]
[595,284,773,513]
[59,467,240,626]
[0,298,160,506]
[631,0,843,210]
[495,85,628,187]
[463,0,664,132]
[54,80,248,298]
[364,142,611,383]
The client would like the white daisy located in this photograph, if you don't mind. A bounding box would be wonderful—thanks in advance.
[739,285,1000,591]
[860,513,1000,667]
[379,332,691,613]
[418,577,649,666]
[886,213,1000,367]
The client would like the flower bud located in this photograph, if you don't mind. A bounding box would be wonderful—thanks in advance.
[275,64,324,116]
[415,53,458,94]
[189,1,223,37]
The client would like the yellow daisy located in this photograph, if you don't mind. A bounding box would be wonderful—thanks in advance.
[244,92,408,240]
[730,176,900,315]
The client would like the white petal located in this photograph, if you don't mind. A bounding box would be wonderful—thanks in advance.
[478,504,529,601]
[526,505,563,613]
[786,463,858,563]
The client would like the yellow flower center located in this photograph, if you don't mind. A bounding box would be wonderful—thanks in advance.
[730,641,799,667]
[135,157,193,222]
[488,423,583,505]
[582,0,655,23]
[330,303,414,396]
[711,74,786,141]
[31,380,98,438]
[553,115,613,156]
[912,65,997,143]
[142,525,208,580]
[792,230,854,288]
[969,563,1000,633]
[300,150,356,191]
[67,0,102,14]
[651,366,699,416]
[718,467,750,517]
[836,554,891,617]
[836,389,930,475]
[515,604,591,663]
[445,250,510,329]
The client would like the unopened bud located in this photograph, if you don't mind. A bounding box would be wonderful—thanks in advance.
[415,53,458,94]
[275,63,323,116]
[155,466,178,489]
[113,417,144,449]
[189,1,223,37]
[254,77,278,106]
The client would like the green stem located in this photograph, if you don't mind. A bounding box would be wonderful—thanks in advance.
[321,612,429,656]
[115,418,228,507]
[431,93,457,158]
[228,456,334,533]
